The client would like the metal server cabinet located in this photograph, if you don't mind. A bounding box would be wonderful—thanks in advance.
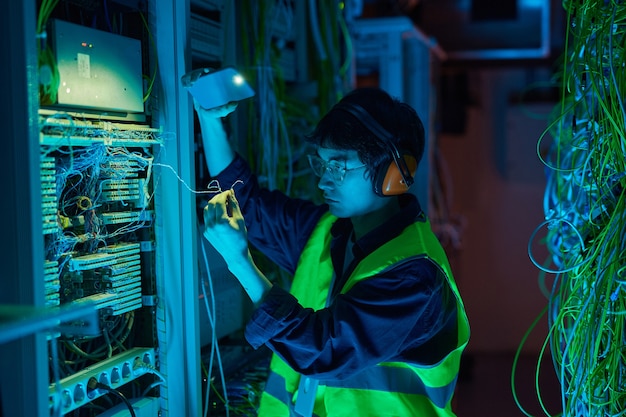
[0,0,203,415]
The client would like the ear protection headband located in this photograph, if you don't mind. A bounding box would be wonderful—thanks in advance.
[335,102,416,196]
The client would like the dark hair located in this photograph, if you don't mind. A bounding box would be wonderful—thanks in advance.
[305,87,425,182]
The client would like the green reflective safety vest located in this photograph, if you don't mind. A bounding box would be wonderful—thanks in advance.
[258,212,470,417]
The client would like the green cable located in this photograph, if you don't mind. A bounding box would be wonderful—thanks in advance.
[524,1,626,415]
[138,11,157,103]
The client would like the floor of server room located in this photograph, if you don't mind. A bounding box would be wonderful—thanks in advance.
[455,352,563,417]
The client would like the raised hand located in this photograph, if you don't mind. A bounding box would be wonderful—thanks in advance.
[203,189,249,264]
[202,189,272,304]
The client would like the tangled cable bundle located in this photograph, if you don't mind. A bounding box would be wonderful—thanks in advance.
[523,1,626,416]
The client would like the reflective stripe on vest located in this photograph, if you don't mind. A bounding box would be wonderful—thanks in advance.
[265,365,457,410]
[258,212,470,417]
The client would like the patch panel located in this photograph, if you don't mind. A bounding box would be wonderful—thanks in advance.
[41,115,98,129]
[39,116,161,145]
[45,260,59,276]
[42,205,57,219]
[45,292,61,307]
[45,281,61,296]
[48,347,157,415]
[107,263,141,278]
[110,255,139,267]
[100,211,146,225]
[100,190,141,202]
[41,155,59,236]
[40,134,152,148]
[42,200,57,210]
[112,256,142,267]
[107,261,141,276]
[100,122,160,134]
[86,245,145,316]
[109,258,142,273]
[43,222,60,234]
[113,254,142,266]
[104,173,141,180]
[45,276,60,287]
[41,183,56,192]
[109,275,141,290]
[106,266,142,281]
[114,284,142,299]
[113,297,143,315]
[113,282,142,313]
[43,214,58,223]
[101,184,141,197]
[99,242,141,256]
[101,179,141,190]
[41,174,56,183]
[107,262,141,283]
[45,281,60,306]
[44,260,61,306]
[68,252,118,271]
[79,292,118,310]
[103,160,144,171]
[41,156,56,167]
[41,164,55,172]
[40,115,161,134]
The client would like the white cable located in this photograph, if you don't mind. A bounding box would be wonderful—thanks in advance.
[200,239,230,417]
[152,162,215,195]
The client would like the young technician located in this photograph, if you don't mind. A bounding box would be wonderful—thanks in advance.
[198,86,470,417]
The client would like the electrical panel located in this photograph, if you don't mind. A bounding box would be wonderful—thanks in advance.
[49,19,145,114]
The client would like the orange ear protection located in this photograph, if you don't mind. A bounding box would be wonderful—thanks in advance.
[335,102,417,196]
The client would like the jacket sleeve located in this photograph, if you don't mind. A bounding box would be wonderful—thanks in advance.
[244,258,458,380]
[207,153,326,275]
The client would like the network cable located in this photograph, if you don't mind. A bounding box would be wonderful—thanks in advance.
[520,1,626,416]
[87,377,137,417]
[200,238,230,417]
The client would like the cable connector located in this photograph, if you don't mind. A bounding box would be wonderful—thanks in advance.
[133,357,166,382]
[86,377,105,393]
[85,378,137,417]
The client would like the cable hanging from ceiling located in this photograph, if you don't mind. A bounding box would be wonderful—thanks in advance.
[518,1,626,416]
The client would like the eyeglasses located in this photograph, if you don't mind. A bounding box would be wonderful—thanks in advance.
[307,154,366,184]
